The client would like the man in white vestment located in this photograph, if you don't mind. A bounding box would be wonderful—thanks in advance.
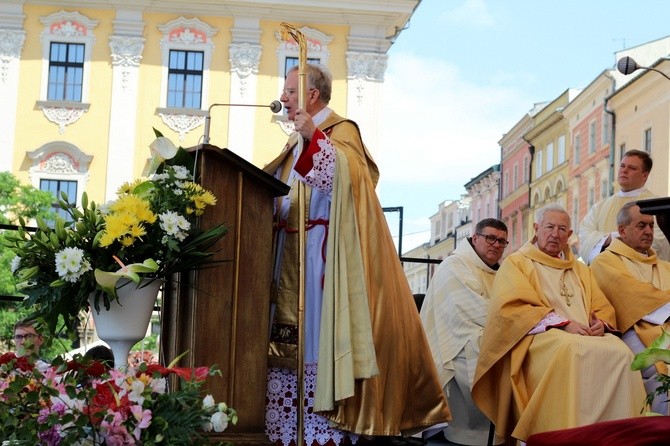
[579,149,669,264]
[472,204,646,442]
[591,202,670,415]
[420,218,507,445]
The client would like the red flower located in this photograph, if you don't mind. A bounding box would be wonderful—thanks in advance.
[0,352,17,366]
[141,364,209,382]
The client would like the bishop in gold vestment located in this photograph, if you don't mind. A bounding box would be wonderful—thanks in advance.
[264,64,450,446]
[472,205,645,442]
[591,202,670,414]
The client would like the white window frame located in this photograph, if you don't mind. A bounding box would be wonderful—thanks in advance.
[558,134,566,164]
[523,155,530,183]
[26,142,92,209]
[546,142,554,171]
[574,133,581,165]
[644,127,652,152]
[158,17,217,110]
[39,11,97,103]
[589,120,597,154]
[513,162,519,190]
[536,150,543,178]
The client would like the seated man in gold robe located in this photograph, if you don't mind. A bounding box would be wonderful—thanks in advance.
[472,204,646,442]
[591,202,670,414]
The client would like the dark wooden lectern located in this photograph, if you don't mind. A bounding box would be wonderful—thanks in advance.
[161,144,289,445]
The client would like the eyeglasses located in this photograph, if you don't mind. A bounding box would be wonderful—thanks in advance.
[281,87,317,96]
[476,233,509,247]
[14,333,38,342]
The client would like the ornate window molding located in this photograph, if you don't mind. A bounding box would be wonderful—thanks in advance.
[27,141,92,206]
[229,42,261,97]
[109,35,145,92]
[35,100,90,134]
[157,17,217,138]
[38,11,97,132]
[0,29,25,84]
[346,52,387,105]
[275,26,332,135]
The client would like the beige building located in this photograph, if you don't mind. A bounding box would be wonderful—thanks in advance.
[1,0,418,210]
[608,57,670,197]
[563,72,614,239]
[524,89,580,236]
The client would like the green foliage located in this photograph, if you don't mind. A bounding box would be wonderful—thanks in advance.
[631,328,670,412]
[0,171,55,225]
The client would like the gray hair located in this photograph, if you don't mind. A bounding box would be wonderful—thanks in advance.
[535,203,570,227]
[617,201,640,227]
[286,63,332,104]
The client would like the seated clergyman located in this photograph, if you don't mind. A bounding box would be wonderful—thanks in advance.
[591,201,670,414]
[472,204,646,442]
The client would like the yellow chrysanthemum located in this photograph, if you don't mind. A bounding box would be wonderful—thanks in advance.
[116,179,144,195]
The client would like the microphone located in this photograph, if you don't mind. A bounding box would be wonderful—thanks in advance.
[203,100,283,144]
[616,56,670,82]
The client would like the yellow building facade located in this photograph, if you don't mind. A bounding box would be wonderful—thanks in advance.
[1,0,417,208]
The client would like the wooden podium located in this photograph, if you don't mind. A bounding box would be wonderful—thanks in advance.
[161,144,289,445]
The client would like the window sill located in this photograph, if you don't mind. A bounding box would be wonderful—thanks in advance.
[36,101,90,134]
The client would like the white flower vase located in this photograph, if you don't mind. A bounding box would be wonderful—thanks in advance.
[89,278,162,369]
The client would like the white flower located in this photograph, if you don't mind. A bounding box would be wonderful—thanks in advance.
[159,211,191,241]
[128,379,146,405]
[210,411,229,432]
[54,247,92,283]
[150,377,167,394]
[10,256,20,273]
[172,165,190,179]
[202,394,215,409]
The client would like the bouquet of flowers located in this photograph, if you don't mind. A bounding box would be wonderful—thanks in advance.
[3,130,228,336]
[0,352,237,445]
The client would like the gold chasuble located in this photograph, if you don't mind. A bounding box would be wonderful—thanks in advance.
[264,112,450,436]
[472,241,645,441]
[591,238,670,372]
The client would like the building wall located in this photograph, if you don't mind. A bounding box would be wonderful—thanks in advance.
[608,59,670,197]
[2,0,418,208]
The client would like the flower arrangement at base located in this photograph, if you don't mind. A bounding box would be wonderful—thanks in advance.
[3,129,228,337]
[0,352,237,445]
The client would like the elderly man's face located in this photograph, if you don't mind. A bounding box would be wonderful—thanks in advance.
[619,205,655,254]
[534,211,573,257]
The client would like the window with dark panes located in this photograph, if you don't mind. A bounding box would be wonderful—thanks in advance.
[284,56,321,76]
[167,50,204,109]
[48,42,84,101]
[40,179,77,222]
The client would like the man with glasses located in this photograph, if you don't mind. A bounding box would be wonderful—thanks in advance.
[263,64,450,445]
[420,218,508,445]
[472,204,645,443]
[12,319,48,370]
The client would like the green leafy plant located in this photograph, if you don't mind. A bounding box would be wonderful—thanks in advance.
[2,130,228,337]
[631,328,670,413]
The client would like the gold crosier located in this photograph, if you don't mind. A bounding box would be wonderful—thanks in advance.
[279,22,308,446]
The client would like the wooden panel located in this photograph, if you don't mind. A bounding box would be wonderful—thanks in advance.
[161,145,288,441]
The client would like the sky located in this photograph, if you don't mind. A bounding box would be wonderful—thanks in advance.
[375,0,670,252]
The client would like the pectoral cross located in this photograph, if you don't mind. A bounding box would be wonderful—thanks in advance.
[560,282,573,306]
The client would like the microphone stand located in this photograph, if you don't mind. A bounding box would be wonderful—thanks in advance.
[203,101,282,144]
